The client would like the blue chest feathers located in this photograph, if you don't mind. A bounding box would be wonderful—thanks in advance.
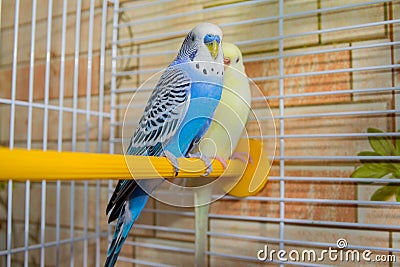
[163,62,223,157]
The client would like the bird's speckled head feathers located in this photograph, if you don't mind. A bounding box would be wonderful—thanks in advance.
[177,22,223,64]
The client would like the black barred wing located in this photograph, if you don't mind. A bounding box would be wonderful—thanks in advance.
[127,66,191,156]
[106,66,191,222]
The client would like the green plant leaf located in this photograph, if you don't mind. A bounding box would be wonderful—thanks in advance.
[351,163,393,179]
[367,128,395,156]
[393,168,400,178]
[396,187,400,202]
[357,151,382,163]
[395,129,400,156]
[370,184,399,201]
[357,151,398,172]
[357,151,398,173]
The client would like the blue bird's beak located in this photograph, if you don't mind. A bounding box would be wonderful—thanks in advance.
[206,40,219,60]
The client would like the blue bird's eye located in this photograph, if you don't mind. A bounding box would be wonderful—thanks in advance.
[204,34,215,44]
[215,35,221,44]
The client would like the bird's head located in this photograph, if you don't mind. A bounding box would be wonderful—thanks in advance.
[222,42,244,72]
[177,23,223,63]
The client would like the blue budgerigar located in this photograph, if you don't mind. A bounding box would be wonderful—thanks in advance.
[105,23,224,267]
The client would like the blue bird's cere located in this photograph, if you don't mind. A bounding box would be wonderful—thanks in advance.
[105,22,223,267]
[203,33,221,59]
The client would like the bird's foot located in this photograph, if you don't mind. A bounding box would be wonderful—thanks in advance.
[164,150,179,176]
[230,152,253,164]
[212,156,227,169]
[188,152,213,177]
[188,154,229,176]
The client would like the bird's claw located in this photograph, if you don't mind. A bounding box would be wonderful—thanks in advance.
[188,152,213,176]
[230,152,253,164]
[188,153,229,176]
[164,150,179,176]
[213,156,227,169]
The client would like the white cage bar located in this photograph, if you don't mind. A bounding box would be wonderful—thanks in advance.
[0,0,399,266]
[1,0,110,266]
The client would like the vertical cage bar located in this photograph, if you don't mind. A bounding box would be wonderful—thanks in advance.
[42,1,52,152]
[41,1,53,265]
[278,0,285,258]
[98,0,108,154]
[6,181,12,267]
[23,183,30,267]
[55,181,61,266]
[9,0,20,150]
[70,0,82,265]
[7,0,20,266]
[109,0,120,246]
[83,1,96,265]
[57,0,68,153]
[69,182,75,267]
[72,0,82,152]
[24,1,37,265]
[95,179,101,267]
[56,0,68,265]
[96,1,109,265]
[27,0,37,151]
[40,180,46,267]
[110,0,119,156]
[83,182,89,267]
[85,0,95,153]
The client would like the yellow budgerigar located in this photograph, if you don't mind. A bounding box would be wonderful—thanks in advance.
[193,42,251,266]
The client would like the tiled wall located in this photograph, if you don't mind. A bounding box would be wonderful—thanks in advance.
[0,0,399,266]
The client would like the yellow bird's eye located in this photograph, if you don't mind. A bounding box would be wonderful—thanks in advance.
[224,57,231,65]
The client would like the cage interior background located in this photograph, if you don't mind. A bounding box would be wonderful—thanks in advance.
[0,0,400,266]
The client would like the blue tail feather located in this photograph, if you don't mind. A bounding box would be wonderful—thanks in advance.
[104,187,149,267]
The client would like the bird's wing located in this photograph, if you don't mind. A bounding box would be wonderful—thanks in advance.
[106,66,191,222]
[127,65,191,156]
